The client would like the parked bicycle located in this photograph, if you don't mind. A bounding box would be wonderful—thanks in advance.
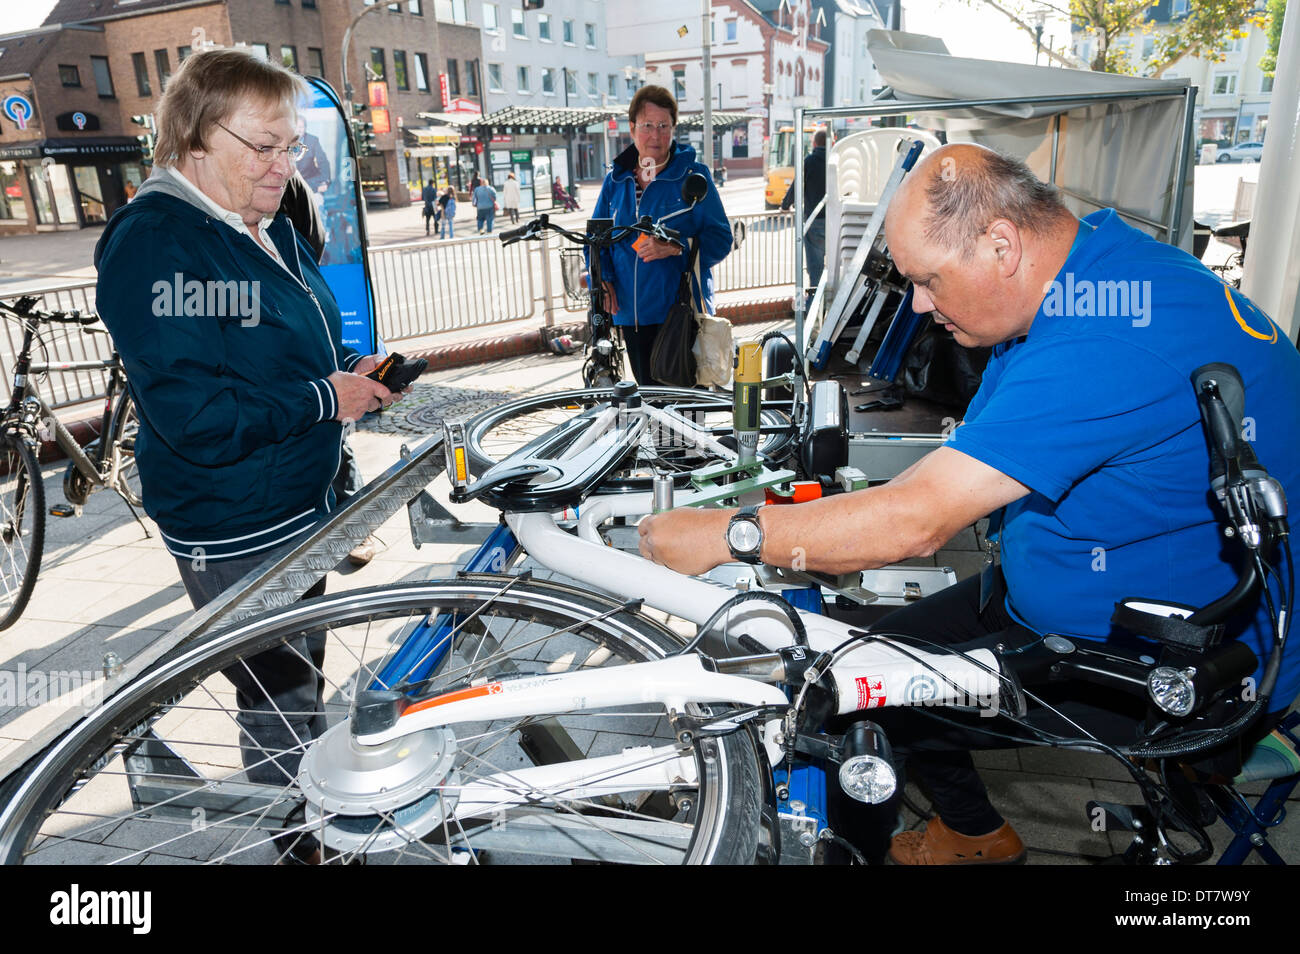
[0,363,1286,865]
[0,295,148,630]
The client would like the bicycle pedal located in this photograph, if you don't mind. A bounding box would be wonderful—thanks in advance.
[49,503,82,518]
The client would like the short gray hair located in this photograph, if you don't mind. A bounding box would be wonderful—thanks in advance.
[922,148,1070,258]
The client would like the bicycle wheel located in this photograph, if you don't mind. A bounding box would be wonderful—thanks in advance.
[465,386,796,492]
[0,576,770,865]
[0,433,44,630]
[107,390,142,507]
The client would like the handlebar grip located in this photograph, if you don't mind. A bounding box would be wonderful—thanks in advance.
[1192,363,1260,482]
[661,227,682,246]
[499,223,532,243]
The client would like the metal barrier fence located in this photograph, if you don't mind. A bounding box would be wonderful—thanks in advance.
[4,210,796,403]
[713,210,796,295]
[368,232,538,341]
[0,280,116,409]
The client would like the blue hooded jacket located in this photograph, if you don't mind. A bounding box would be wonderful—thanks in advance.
[592,140,732,328]
[93,170,361,562]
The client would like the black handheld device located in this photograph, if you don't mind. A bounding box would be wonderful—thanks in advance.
[366,353,427,393]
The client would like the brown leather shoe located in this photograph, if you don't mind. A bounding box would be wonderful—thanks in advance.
[347,534,379,567]
[888,816,1026,865]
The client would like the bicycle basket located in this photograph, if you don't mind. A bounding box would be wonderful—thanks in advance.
[559,247,591,310]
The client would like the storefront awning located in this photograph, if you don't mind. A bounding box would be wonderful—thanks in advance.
[422,105,622,136]
[404,125,461,146]
[676,111,761,130]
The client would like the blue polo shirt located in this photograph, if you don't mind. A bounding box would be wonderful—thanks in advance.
[948,209,1300,708]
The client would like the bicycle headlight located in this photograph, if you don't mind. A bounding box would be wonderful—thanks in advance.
[1147,666,1196,718]
[837,720,897,805]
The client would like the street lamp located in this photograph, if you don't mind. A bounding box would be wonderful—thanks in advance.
[341,2,387,105]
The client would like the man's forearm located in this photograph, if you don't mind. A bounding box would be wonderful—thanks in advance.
[756,482,943,574]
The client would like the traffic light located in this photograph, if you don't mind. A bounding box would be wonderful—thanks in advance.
[351,118,377,156]
[131,114,155,166]
[351,102,367,117]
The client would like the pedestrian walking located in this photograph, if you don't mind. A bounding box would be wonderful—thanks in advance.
[503,172,521,225]
[421,180,437,236]
[438,187,456,239]
[473,179,498,234]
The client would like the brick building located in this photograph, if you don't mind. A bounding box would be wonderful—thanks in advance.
[0,0,481,234]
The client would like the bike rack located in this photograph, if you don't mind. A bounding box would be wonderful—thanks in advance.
[0,434,448,786]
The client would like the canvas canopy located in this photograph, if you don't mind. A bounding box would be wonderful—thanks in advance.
[812,30,1197,250]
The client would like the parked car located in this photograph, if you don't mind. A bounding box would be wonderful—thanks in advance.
[1217,141,1265,163]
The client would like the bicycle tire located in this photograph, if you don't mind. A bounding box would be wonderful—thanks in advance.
[106,391,142,508]
[0,576,769,865]
[0,433,44,631]
[464,386,796,492]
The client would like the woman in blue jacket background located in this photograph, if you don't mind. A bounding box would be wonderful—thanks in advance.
[593,86,732,385]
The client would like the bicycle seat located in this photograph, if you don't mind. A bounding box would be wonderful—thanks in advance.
[450,401,648,512]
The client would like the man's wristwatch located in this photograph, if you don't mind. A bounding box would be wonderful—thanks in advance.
[726,505,765,565]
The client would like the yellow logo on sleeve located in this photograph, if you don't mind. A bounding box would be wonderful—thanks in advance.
[1224,284,1277,343]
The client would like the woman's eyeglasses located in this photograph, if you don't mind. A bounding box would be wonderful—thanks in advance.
[634,122,674,133]
[217,123,307,162]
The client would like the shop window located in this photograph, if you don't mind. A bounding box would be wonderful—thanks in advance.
[91,56,116,98]
[59,64,81,87]
[132,53,151,96]
[0,162,27,223]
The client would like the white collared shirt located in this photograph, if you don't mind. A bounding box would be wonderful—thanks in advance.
[160,165,292,276]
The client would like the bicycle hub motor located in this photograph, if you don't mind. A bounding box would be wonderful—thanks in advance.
[298,721,461,854]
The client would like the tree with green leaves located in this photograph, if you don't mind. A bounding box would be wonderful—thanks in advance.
[974,0,1269,75]
[1259,0,1286,75]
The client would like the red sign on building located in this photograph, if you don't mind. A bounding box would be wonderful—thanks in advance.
[367,81,389,108]
[438,73,450,109]
[371,108,391,135]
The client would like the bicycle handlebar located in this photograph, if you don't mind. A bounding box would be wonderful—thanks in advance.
[499,214,686,252]
[0,295,101,327]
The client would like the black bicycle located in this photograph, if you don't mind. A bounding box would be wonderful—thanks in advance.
[501,173,710,388]
[0,295,148,630]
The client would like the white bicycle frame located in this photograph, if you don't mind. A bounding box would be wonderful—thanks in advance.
[358,397,1007,825]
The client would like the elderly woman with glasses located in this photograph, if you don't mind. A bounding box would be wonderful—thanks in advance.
[94,48,395,859]
[592,85,732,385]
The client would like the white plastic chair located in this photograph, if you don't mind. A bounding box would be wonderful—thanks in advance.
[825,128,942,290]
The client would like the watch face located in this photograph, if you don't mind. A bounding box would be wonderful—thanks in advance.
[728,519,762,553]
